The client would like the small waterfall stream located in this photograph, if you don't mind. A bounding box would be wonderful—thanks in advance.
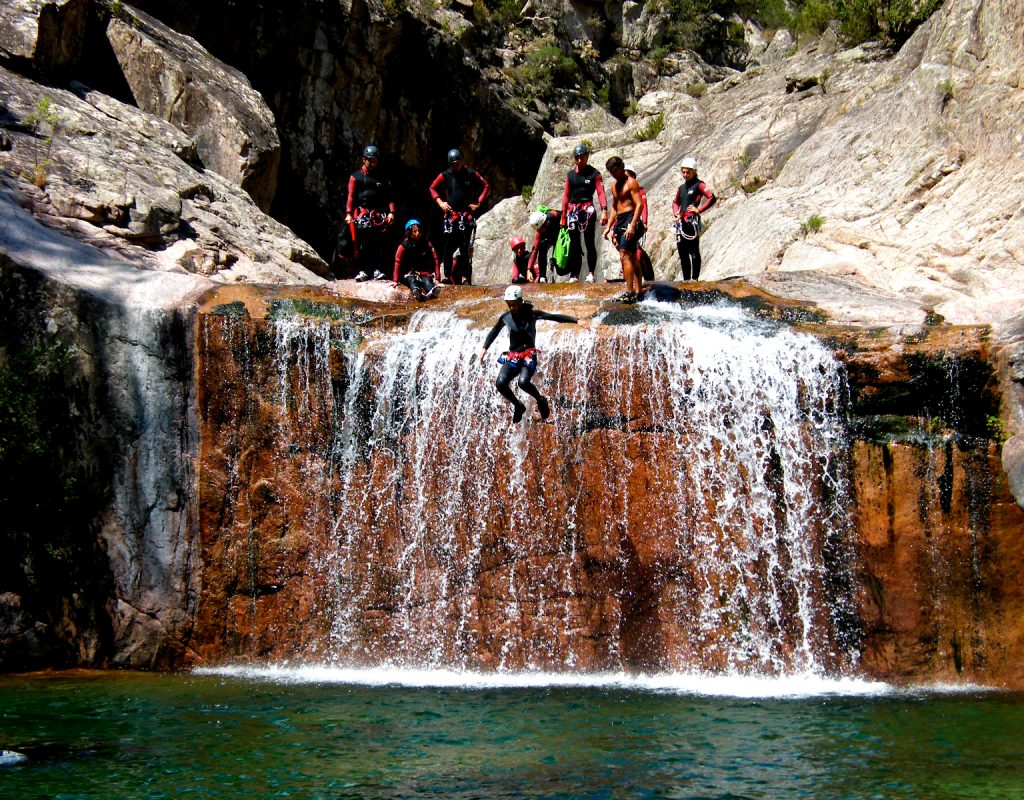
[202,297,860,676]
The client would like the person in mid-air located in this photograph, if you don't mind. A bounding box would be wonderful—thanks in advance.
[393,219,441,301]
[478,285,588,423]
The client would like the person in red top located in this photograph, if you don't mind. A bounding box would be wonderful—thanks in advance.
[509,236,537,284]
[393,219,441,301]
[429,148,490,286]
[672,157,715,281]
[345,145,395,281]
[560,144,608,282]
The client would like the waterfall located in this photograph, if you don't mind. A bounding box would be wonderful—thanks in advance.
[200,298,859,676]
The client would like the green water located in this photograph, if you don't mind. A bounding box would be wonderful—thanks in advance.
[1,671,1023,799]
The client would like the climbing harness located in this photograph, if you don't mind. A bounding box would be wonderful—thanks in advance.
[354,208,388,230]
[443,211,476,234]
[674,213,702,242]
[498,347,538,373]
[565,202,594,232]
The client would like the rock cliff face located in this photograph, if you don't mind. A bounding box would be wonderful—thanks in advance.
[2,0,1024,683]
[183,283,1024,686]
[0,192,208,669]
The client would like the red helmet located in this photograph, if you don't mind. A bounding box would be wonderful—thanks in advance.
[509,235,526,250]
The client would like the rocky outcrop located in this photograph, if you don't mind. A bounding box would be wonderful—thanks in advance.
[0,0,89,77]
[104,6,281,212]
[0,66,327,282]
[0,191,209,669]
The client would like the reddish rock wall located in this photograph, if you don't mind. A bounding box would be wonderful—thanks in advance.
[189,285,1024,686]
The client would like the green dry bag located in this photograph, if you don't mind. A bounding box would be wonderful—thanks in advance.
[553,227,571,271]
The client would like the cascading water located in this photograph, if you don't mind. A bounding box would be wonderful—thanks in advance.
[199,297,860,676]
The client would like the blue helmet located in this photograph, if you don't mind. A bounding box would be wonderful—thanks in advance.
[363,145,379,159]
[572,144,590,158]
[405,219,422,231]
[447,148,463,164]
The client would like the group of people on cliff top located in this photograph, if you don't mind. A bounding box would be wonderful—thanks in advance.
[334,144,715,305]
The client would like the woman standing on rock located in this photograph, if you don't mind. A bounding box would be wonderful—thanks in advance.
[560,144,608,283]
[673,157,715,281]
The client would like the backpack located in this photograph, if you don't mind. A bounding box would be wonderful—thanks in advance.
[534,203,550,215]
[553,227,571,271]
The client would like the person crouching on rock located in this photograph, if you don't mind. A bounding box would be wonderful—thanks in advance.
[509,235,537,284]
[393,219,441,301]
[477,285,588,423]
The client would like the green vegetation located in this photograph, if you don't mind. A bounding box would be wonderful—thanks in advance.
[509,42,581,104]
[686,81,708,98]
[520,184,534,207]
[741,176,766,194]
[649,0,940,67]
[986,415,1010,444]
[24,96,60,188]
[800,214,825,235]
[635,112,666,142]
[790,0,942,45]
[940,78,956,106]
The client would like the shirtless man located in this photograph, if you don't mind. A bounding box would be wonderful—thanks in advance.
[604,156,645,303]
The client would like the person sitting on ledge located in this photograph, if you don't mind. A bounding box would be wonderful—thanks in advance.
[477,285,588,423]
[393,219,441,301]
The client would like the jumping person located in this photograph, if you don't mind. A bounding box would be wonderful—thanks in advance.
[393,219,441,301]
[346,145,396,281]
[605,156,645,303]
[509,236,537,284]
[673,157,715,281]
[430,148,490,285]
[559,144,608,283]
[526,206,561,283]
[478,285,588,423]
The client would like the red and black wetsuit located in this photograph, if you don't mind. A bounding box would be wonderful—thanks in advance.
[527,207,561,282]
[673,178,715,281]
[345,165,395,277]
[430,165,489,285]
[483,302,577,411]
[393,235,440,297]
[560,166,607,280]
[510,249,534,284]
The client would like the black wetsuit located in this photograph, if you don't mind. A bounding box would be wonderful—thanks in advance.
[430,166,489,285]
[393,236,440,298]
[561,167,605,280]
[527,208,561,282]
[674,178,715,281]
[483,302,577,412]
[346,167,394,277]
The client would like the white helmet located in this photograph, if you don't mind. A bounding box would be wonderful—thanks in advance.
[528,210,547,230]
[680,157,697,171]
[623,164,637,176]
[503,285,523,302]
